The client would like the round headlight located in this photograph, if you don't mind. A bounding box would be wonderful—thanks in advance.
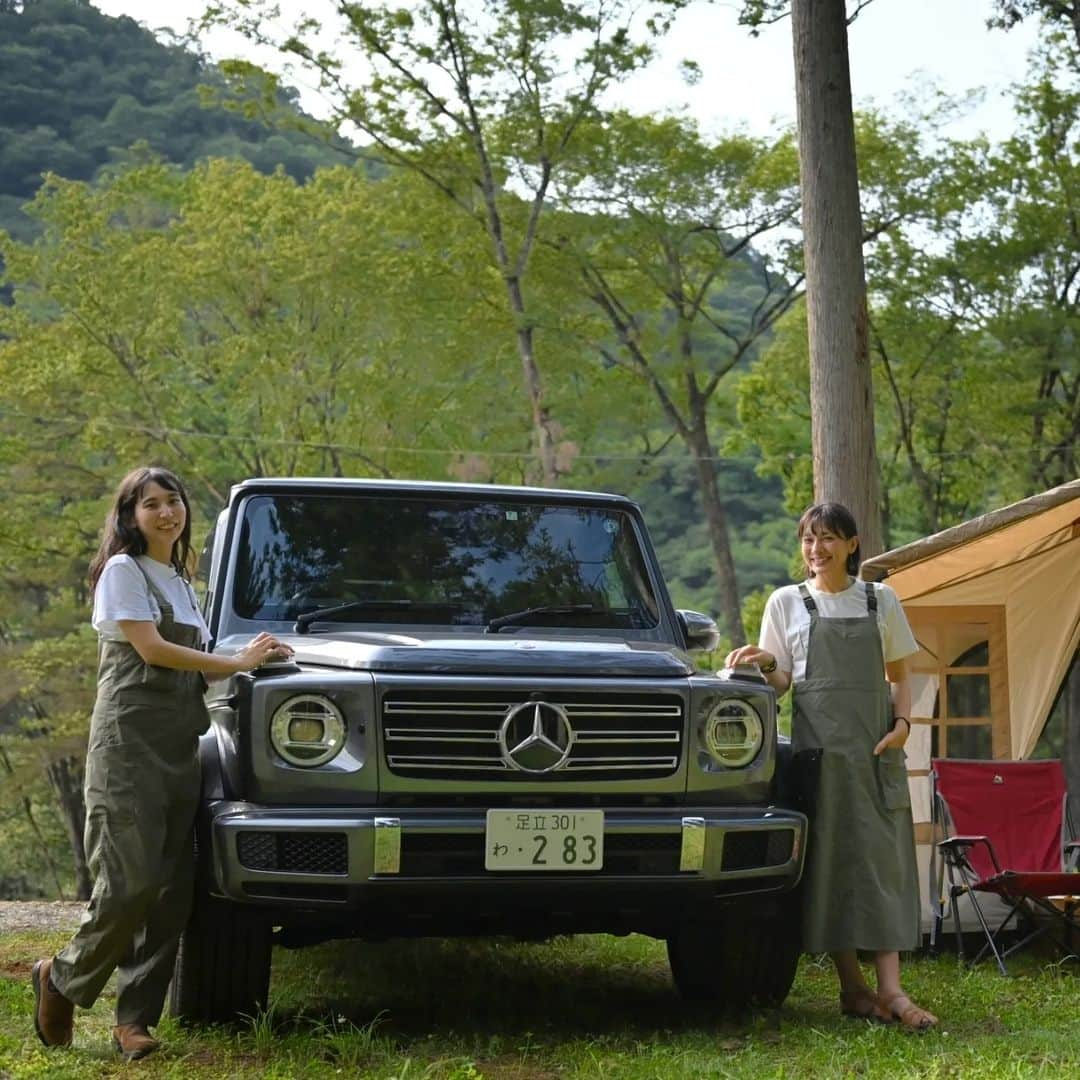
[270,694,346,767]
[703,699,763,768]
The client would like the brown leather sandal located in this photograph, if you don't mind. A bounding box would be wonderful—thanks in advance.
[880,992,938,1032]
[839,985,893,1024]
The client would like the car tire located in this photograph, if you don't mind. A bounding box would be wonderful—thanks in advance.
[169,890,271,1024]
[666,894,801,1009]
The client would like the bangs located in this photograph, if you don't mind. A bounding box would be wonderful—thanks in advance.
[797,502,858,541]
[131,467,185,501]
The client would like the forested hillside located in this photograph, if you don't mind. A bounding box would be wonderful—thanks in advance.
[0,0,354,240]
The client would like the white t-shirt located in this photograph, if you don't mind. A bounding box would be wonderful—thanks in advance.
[758,578,918,683]
[92,554,210,645]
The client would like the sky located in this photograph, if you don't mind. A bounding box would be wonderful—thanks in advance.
[96,0,1043,142]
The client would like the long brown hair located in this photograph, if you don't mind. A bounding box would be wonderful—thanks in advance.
[89,467,193,591]
[797,502,861,577]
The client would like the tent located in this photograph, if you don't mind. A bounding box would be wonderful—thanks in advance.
[861,478,1080,761]
[860,479,1080,932]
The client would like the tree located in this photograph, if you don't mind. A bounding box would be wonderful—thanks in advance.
[990,1,1080,49]
[554,113,802,641]
[736,100,1063,544]
[0,0,355,242]
[790,0,882,554]
[961,33,1080,488]
[203,0,692,483]
[0,158,521,889]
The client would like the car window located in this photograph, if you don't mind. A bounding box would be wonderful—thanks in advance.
[230,494,660,630]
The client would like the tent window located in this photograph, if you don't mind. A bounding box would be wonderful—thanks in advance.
[907,605,1009,761]
[932,722,992,760]
[951,640,988,667]
[946,671,990,720]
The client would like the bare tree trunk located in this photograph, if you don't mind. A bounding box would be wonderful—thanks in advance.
[507,286,558,485]
[792,0,883,557]
[686,422,744,645]
[46,757,90,900]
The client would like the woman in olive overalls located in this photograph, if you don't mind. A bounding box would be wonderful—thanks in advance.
[31,467,290,1060]
[727,502,937,1031]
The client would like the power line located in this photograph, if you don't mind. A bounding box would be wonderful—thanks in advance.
[0,408,1062,463]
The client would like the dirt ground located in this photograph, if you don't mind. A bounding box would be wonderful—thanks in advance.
[0,900,84,935]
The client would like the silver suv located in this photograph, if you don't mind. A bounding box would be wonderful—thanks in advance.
[169,478,806,1022]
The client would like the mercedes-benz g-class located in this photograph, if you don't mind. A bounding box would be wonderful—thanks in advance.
[169,478,805,1021]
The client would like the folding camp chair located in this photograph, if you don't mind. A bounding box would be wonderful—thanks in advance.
[931,758,1080,975]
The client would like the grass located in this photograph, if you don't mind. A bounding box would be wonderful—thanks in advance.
[1,928,1078,1078]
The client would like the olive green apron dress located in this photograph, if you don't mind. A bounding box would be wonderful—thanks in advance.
[51,562,209,1027]
[792,582,920,953]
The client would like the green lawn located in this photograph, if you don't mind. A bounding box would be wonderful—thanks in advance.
[2,930,1078,1078]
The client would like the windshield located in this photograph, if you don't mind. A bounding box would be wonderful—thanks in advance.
[230,494,661,631]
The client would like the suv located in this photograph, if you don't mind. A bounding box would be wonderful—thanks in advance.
[169,478,806,1022]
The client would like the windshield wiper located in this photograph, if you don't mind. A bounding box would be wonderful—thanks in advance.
[294,600,463,634]
[484,603,604,634]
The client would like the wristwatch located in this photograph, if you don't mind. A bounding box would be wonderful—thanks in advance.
[759,656,778,674]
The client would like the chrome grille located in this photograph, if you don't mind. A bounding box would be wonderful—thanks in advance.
[382,690,683,781]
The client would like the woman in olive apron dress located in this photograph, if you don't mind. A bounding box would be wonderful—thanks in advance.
[727,502,937,1031]
[31,467,290,1060]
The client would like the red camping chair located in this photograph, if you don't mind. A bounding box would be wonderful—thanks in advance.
[932,758,1080,974]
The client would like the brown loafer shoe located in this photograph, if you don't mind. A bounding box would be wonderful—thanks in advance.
[112,1023,160,1061]
[31,958,74,1047]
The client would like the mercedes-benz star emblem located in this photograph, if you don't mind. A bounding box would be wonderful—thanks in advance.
[499,701,573,773]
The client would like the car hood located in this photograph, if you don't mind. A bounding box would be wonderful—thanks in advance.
[219,631,696,677]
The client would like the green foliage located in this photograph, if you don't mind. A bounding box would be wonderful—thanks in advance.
[739,0,882,31]
[203,1,702,481]
[547,110,802,638]
[955,32,1080,491]
[0,157,538,896]
[737,88,1079,544]
[989,0,1080,47]
[0,0,354,239]
[632,453,793,614]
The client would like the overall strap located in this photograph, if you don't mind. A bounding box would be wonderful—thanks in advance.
[864,581,878,615]
[130,557,174,614]
[797,583,818,614]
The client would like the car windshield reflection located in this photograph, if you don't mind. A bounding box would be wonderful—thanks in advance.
[232,494,660,632]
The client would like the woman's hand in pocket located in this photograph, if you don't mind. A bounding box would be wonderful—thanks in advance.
[873,721,908,756]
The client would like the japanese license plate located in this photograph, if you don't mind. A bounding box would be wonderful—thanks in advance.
[484,809,604,871]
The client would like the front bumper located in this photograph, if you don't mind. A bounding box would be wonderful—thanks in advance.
[205,802,806,934]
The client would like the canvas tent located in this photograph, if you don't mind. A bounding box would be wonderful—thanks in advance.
[861,478,1079,759]
[860,479,1080,932]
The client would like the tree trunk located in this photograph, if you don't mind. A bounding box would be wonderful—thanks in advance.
[686,423,744,645]
[500,272,558,485]
[791,0,884,557]
[46,756,91,900]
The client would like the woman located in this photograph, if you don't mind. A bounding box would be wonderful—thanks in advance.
[726,502,937,1031]
[32,467,292,1060]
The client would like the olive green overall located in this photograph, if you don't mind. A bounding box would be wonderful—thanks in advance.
[792,582,920,953]
[50,567,208,1026]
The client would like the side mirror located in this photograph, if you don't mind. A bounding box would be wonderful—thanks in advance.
[676,609,720,653]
